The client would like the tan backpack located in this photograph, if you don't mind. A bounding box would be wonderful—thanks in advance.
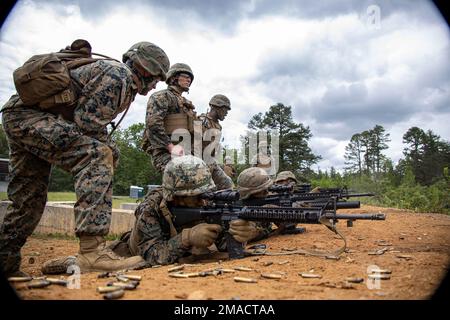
[13,39,115,109]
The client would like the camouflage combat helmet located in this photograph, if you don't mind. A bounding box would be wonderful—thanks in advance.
[237,167,273,200]
[122,42,170,80]
[162,155,216,201]
[165,63,194,84]
[275,171,298,184]
[209,94,231,110]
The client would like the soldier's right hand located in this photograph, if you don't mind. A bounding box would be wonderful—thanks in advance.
[182,223,222,248]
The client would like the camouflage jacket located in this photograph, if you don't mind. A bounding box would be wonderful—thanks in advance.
[142,85,196,152]
[198,113,222,157]
[223,164,237,178]
[2,59,138,144]
[199,113,222,131]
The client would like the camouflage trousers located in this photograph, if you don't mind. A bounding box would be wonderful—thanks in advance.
[149,148,233,190]
[0,106,114,275]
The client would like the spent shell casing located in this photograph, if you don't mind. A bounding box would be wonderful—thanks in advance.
[234,277,257,283]
[184,272,201,278]
[103,289,125,300]
[121,275,142,281]
[261,273,282,280]
[109,282,137,290]
[396,255,413,260]
[8,276,33,283]
[340,282,355,289]
[46,278,68,286]
[116,275,130,283]
[299,273,322,279]
[97,286,122,293]
[218,268,235,273]
[168,265,185,273]
[368,274,391,280]
[371,269,392,274]
[169,273,190,278]
[234,267,253,272]
[27,280,51,289]
[345,277,364,283]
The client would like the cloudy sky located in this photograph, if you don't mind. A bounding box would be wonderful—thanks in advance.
[0,0,449,171]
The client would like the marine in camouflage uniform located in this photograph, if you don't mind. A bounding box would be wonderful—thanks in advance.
[274,171,298,186]
[236,167,275,239]
[199,94,231,169]
[142,64,232,190]
[0,41,170,276]
[199,94,230,132]
[107,155,266,265]
[223,156,237,179]
[272,170,307,234]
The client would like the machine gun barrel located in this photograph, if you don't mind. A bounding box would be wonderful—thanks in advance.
[325,212,386,220]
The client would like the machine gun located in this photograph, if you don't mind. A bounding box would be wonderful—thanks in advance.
[201,189,362,209]
[255,185,374,235]
[169,195,385,259]
[201,189,362,234]
[250,185,374,206]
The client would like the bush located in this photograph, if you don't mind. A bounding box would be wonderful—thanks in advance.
[308,171,449,214]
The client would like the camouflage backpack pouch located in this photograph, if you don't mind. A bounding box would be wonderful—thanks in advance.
[12,39,112,109]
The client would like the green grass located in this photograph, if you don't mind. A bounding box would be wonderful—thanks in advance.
[0,192,141,209]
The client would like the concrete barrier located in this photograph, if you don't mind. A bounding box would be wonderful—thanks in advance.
[120,203,139,211]
[0,201,135,236]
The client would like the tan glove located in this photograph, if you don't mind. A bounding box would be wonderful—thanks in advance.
[229,219,260,243]
[181,223,222,248]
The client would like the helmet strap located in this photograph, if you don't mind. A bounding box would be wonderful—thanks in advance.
[125,60,144,94]
[209,107,220,121]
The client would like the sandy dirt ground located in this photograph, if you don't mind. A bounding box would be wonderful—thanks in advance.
[8,205,450,300]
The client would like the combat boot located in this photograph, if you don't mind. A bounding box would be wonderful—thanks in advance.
[77,236,145,273]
